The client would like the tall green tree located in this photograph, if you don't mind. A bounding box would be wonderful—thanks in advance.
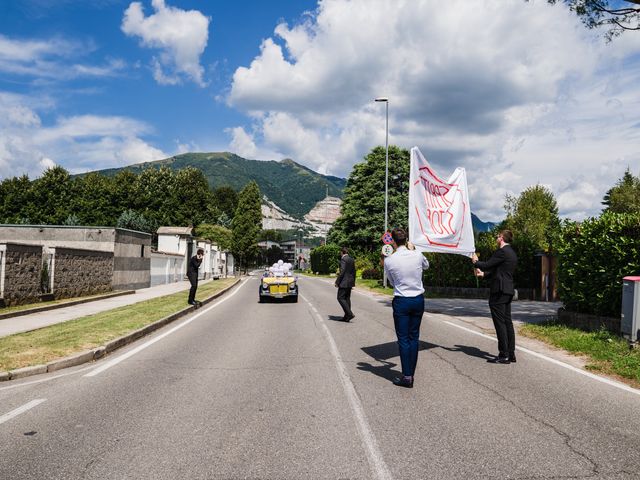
[602,168,640,214]
[27,166,73,224]
[213,185,239,220]
[171,167,216,226]
[72,172,114,226]
[196,223,233,251]
[231,181,262,272]
[0,174,32,223]
[504,184,560,252]
[328,145,410,253]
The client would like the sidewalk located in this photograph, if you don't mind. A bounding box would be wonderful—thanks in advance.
[0,280,209,338]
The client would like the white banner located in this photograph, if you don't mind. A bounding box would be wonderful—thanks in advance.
[408,146,475,257]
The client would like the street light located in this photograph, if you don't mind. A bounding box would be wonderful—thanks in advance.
[375,97,389,287]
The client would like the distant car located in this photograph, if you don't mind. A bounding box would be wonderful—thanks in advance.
[259,273,298,303]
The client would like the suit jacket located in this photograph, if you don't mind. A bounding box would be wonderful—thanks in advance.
[336,254,356,288]
[187,255,202,280]
[474,245,517,295]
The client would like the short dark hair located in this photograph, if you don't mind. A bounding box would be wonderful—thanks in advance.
[341,247,348,255]
[391,228,407,246]
[500,230,513,244]
[197,248,205,255]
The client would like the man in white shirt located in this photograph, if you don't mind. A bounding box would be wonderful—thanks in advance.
[383,228,430,388]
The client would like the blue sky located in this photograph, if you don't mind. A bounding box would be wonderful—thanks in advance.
[1,0,639,221]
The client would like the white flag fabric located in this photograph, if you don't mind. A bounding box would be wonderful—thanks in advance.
[408,146,475,257]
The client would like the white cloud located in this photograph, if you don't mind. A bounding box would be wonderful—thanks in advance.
[227,0,640,221]
[0,93,166,178]
[121,0,210,86]
[0,34,125,80]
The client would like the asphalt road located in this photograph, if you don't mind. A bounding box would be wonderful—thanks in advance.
[0,275,638,480]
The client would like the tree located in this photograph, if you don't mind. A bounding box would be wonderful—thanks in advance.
[0,174,32,223]
[259,229,283,242]
[72,172,114,226]
[265,245,284,266]
[602,168,640,214]
[328,145,410,254]
[171,167,216,226]
[27,166,73,224]
[231,181,262,272]
[116,209,154,233]
[212,185,239,220]
[543,0,640,40]
[196,223,233,251]
[504,184,560,253]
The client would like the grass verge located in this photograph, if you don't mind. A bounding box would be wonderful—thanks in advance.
[520,321,640,387]
[0,292,129,315]
[0,278,236,372]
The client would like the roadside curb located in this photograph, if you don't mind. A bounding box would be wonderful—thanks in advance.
[0,278,242,382]
[0,290,136,321]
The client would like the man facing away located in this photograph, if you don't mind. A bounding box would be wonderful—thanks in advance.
[472,230,518,364]
[187,248,204,306]
[383,228,430,388]
[335,247,356,321]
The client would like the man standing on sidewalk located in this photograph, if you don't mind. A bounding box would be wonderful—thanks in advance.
[384,228,430,388]
[335,247,356,321]
[472,230,518,364]
[187,248,204,306]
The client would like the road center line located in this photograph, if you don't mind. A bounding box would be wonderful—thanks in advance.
[84,280,248,378]
[300,293,393,480]
[0,399,46,425]
[442,320,640,397]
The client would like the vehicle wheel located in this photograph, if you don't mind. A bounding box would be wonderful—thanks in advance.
[259,296,264,303]
[292,296,298,303]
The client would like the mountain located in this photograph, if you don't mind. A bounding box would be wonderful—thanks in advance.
[471,213,497,232]
[92,152,346,219]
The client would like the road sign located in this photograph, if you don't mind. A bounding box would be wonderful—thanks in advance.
[381,244,394,257]
[381,231,393,245]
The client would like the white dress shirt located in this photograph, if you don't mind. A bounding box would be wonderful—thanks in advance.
[384,246,430,297]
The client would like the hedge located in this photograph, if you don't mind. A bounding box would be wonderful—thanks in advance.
[310,244,341,274]
[557,212,640,317]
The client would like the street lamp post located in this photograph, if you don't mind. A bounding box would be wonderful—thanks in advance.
[375,97,389,288]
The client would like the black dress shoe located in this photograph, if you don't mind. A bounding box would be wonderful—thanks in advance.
[509,354,517,363]
[346,313,355,321]
[487,356,511,364]
[392,377,414,388]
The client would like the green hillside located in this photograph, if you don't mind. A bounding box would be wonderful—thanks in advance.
[93,152,346,219]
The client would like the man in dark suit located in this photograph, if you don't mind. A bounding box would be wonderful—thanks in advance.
[472,230,518,364]
[187,248,204,306]
[335,247,356,321]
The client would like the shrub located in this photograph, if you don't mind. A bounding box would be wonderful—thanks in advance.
[557,212,640,317]
[310,244,341,274]
[361,268,382,280]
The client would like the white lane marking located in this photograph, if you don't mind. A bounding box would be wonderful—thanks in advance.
[442,320,640,397]
[300,294,393,480]
[85,280,248,377]
[0,399,46,425]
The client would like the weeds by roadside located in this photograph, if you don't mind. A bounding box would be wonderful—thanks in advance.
[520,320,640,387]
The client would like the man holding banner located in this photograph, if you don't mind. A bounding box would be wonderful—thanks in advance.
[472,230,518,364]
[384,227,430,388]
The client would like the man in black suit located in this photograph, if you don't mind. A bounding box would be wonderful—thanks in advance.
[187,248,204,306]
[335,247,356,321]
[472,230,518,364]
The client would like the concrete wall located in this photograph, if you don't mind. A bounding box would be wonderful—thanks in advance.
[150,252,185,287]
[53,247,113,299]
[0,225,116,252]
[114,229,151,290]
[0,243,43,306]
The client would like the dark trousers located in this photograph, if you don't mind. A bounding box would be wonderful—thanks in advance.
[489,293,515,357]
[188,275,198,304]
[337,287,353,317]
[392,295,425,377]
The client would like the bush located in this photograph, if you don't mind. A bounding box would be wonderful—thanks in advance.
[557,212,640,317]
[310,244,341,274]
[361,268,382,280]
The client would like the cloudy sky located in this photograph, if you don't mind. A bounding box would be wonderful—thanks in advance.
[1,0,639,221]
